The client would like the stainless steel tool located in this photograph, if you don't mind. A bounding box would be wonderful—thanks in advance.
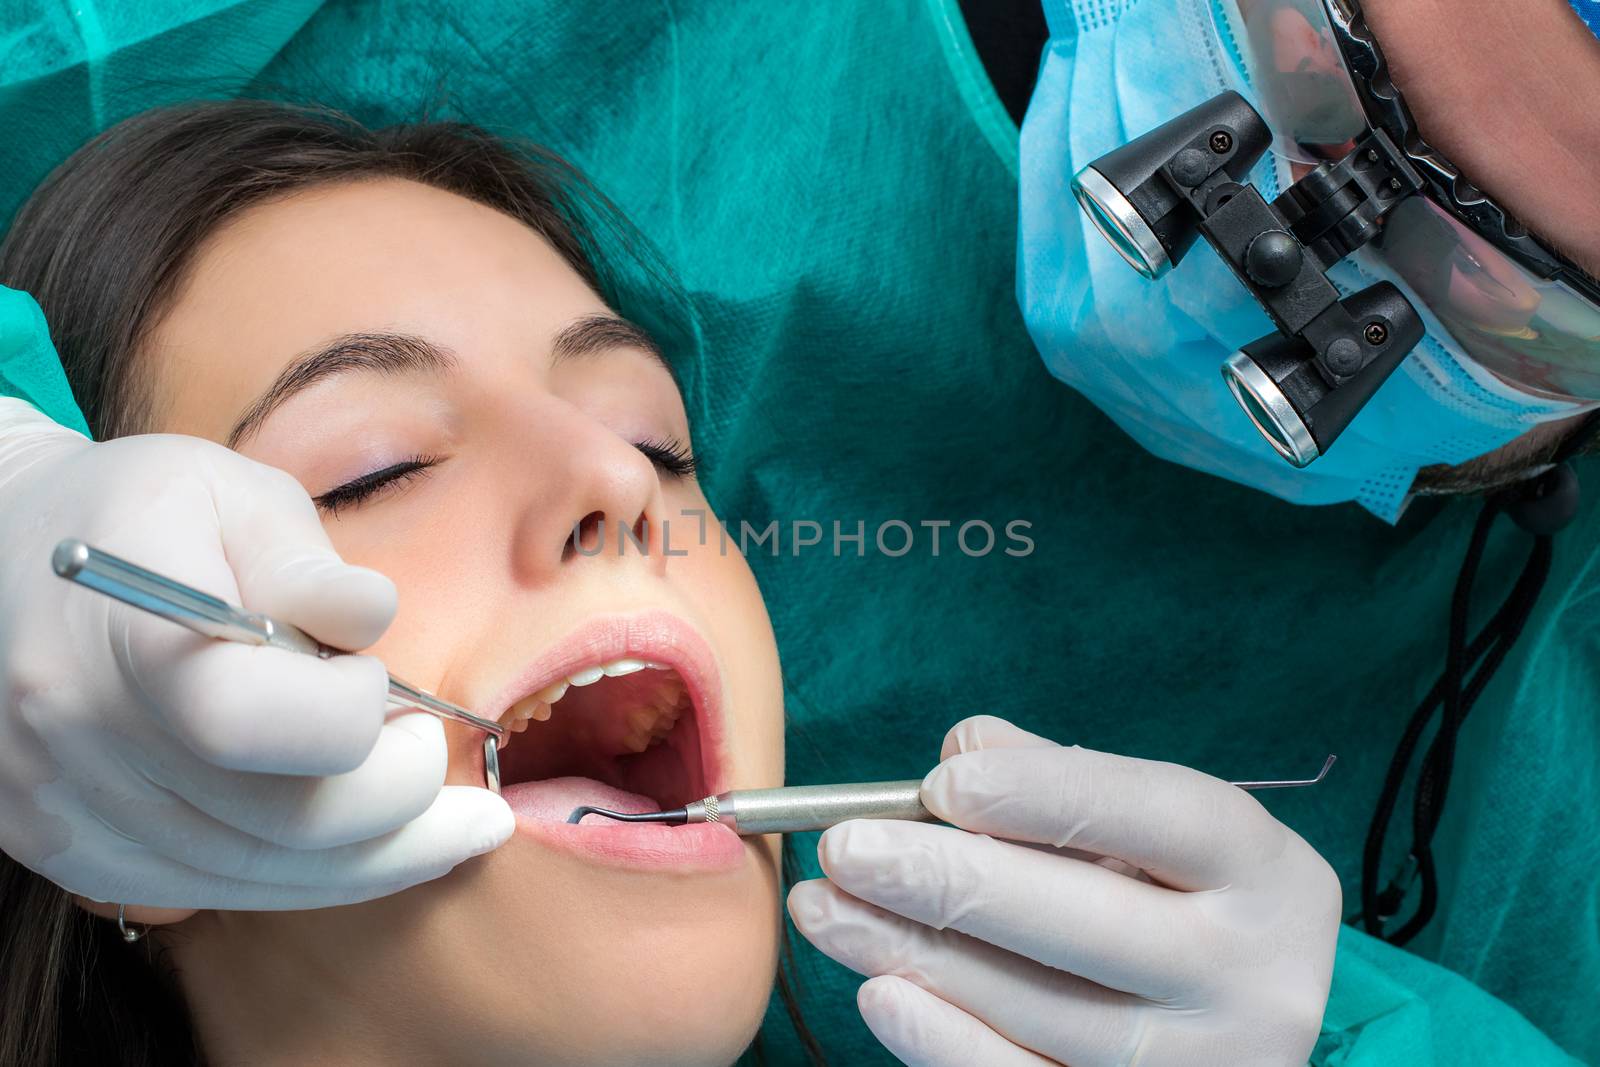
[568,755,1337,834]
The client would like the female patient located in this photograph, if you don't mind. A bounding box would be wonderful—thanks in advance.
[0,100,803,1065]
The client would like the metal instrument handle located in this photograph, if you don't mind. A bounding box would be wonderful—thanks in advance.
[52,539,504,742]
[715,756,1339,836]
[720,780,930,834]
[53,539,323,655]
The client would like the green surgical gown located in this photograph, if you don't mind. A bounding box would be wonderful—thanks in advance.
[0,2,1592,1063]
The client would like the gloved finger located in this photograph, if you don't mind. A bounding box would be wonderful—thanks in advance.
[793,878,1143,1067]
[939,718,1144,872]
[937,718,1142,875]
[857,976,1059,1067]
[45,706,462,854]
[87,774,512,888]
[123,625,389,776]
[817,819,1203,999]
[209,450,397,650]
[921,743,1285,889]
[940,714,1060,761]
[40,817,462,911]
[159,711,452,849]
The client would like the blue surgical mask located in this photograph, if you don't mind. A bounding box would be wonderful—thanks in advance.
[1020,0,1585,521]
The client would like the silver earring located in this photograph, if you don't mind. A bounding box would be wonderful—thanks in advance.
[117,903,146,943]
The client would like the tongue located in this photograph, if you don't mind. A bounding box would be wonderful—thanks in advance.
[501,775,661,823]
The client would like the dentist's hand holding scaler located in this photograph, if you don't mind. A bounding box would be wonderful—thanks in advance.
[789,715,1341,1067]
[0,398,513,918]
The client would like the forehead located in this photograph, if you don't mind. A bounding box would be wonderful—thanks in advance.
[1360,0,1600,279]
[146,177,609,440]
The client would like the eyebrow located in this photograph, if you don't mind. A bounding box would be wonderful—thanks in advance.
[550,314,670,375]
[227,333,456,449]
[225,315,669,449]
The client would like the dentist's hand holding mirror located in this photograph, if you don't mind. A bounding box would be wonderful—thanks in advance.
[789,715,1342,1066]
[0,401,513,922]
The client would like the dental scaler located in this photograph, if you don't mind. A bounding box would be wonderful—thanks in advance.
[568,756,1337,834]
[572,781,932,834]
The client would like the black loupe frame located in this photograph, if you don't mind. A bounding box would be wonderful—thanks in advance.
[1072,90,1426,466]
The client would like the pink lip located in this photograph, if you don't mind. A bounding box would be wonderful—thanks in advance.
[478,610,739,870]
[515,819,748,872]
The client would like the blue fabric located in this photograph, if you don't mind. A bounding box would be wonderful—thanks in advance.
[1314,927,1580,1065]
[1571,0,1600,38]
[0,286,88,436]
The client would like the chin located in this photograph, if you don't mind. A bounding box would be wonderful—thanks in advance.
[554,920,781,1067]
[396,607,790,1067]
[421,608,786,1064]
[448,834,783,1066]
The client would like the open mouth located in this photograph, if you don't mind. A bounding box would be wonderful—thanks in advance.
[492,658,708,822]
[475,612,743,870]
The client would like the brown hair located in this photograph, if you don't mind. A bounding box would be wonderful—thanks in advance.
[0,99,818,1066]
[0,99,631,439]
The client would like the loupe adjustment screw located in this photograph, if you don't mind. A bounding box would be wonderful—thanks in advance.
[1244,230,1303,287]
[1364,322,1389,345]
[1325,338,1363,375]
[1209,130,1233,153]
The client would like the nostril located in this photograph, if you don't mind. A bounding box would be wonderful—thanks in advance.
[565,511,606,560]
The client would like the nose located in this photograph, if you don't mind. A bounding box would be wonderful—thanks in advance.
[504,399,669,586]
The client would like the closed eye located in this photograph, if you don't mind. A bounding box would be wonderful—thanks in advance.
[634,437,697,478]
[312,435,693,518]
[314,456,441,515]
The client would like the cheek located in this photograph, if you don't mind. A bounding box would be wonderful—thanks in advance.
[667,501,786,780]
[316,510,491,686]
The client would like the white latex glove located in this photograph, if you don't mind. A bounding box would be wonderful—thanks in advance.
[789,715,1340,1067]
[0,399,513,911]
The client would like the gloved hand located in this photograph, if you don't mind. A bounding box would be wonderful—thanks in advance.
[788,715,1341,1067]
[0,398,513,913]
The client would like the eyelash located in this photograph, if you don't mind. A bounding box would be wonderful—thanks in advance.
[634,437,699,478]
[312,437,696,516]
[314,456,441,516]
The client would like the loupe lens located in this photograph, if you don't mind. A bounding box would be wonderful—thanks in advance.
[1071,166,1170,280]
[1222,353,1319,467]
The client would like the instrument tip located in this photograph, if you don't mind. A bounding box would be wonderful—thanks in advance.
[567,806,689,826]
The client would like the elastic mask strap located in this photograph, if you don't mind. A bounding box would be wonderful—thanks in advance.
[1355,411,1600,943]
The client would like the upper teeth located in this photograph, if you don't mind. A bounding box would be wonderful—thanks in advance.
[501,658,677,730]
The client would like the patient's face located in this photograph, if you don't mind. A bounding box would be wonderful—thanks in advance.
[144,177,785,1065]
